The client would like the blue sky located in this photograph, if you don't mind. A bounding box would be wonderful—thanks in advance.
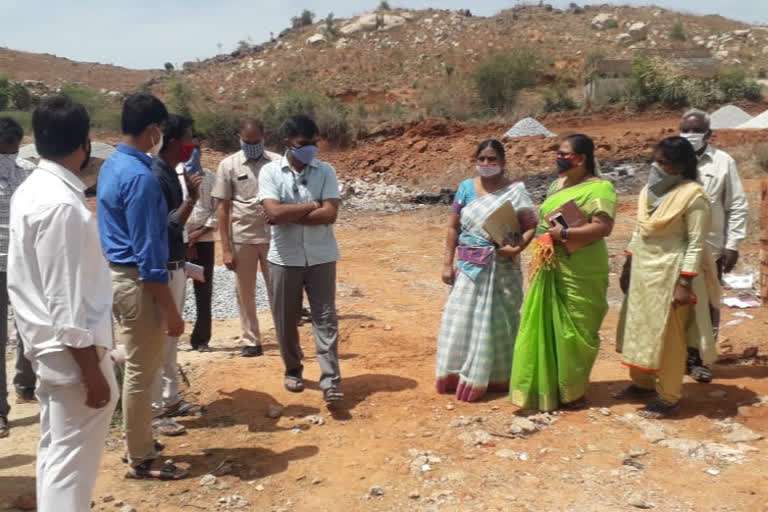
[2,1,766,69]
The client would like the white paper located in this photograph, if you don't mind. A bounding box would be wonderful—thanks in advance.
[723,295,761,309]
[732,312,754,319]
[722,274,754,290]
[724,319,743,328]
[185,262,205,283]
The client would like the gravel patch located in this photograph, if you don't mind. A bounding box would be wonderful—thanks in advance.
[710,105,753,129]
[182,265,270,321]
[738,109,768,129]
[503,117,556,139]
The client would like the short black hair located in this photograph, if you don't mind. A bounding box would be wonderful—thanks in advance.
[161,114,194,152]
[282,115,319,139]
[121,93,168,136]
[563,134,597,175]
[240,118,264,133]
[475,139,506,161]
[32,96,90,160]
[0,117,24,146]
[654,136,699,181]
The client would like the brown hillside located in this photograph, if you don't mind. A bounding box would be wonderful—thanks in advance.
[0,47,157,92]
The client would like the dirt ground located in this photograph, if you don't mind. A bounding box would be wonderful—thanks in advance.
[2,183,768,512]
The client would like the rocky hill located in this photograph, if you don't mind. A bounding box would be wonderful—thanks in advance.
[2,4,767,113]
[164,4,768,111]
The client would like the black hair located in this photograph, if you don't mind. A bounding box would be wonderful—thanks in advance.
[0,117,24,145]
[563,134,596,175]
[32,96,90,160]
[475,139,506,161]
[240,118,264,133]
[654,136,698,181]
[281,115,319,139]
[160,114,194,152]
[121,93,168,136]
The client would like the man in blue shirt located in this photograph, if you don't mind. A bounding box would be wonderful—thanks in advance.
[97,93,188,480]
[259,115,343,403]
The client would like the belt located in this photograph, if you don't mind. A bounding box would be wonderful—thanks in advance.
[167,261,185,271]
[108,262,137,268]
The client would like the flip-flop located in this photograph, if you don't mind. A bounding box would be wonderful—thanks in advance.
[152,418,187,436]
[164,400,205,417]
[0,416,8,438]
[125,459,189,480]
[121,440,165,464]
[323,387,344,403]
[284,376,305,393]
[689,365,712,383]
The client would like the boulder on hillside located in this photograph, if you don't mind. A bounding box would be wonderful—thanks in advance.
[591,13,618,30]
[340,13,406,34]
[628,22,648,41]
[335,38,350,49]
[306,33,327,47]
[617,33,633,46]
[379,14,407,31]
[733,29,751,38]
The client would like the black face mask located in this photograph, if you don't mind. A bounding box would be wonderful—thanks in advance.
[556,158,574,174]
[80,142,92,171]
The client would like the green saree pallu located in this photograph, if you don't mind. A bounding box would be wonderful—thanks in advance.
[509,179,616,411]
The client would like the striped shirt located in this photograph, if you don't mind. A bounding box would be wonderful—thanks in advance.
[0,155,35,271]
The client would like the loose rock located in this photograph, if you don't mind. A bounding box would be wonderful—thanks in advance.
[267,404,284,419]
[199,474,217,486]
[627,491,653,509]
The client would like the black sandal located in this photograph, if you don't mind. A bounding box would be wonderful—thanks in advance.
[638,398,680,419]
[613,385,656,400]
[560,397,587,410]
[689,365,712,383]
[0,416,8,438]
[323,387,344,403]
[121,440,165,464]
[125,459,189,480]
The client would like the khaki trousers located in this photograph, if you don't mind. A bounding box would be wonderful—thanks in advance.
[233,243,272,346]
[631,304,690,404]
[111,265,166,466]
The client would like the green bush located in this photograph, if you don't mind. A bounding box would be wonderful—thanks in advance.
[541,83,579,113]
[168,80,194,117]
[0,111,32,133]
[291,9,315,29]
[603,19,619,30]
[473,51,540,113]
[717,69,762,102]
[379,1,391,10]
[10,83,35,111]
[670,23,686,41]
[0,77,9,111]
[196,110,241,152]
[59,84,121,131]
[258,90,352,147]
[758,68,767,79]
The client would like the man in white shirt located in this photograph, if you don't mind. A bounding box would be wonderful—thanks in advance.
[7,96,117,512]
[680,109,749,383]
[0,117,38,438]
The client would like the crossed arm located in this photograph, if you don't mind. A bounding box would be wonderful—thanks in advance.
[262,198,340,226]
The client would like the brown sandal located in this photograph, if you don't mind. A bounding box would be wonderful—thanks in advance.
[152,418,187,436]
[164,400,205,417]
[125,459,189,480]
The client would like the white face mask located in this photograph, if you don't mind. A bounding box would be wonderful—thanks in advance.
[680,132,706,152]
[149,126,164,156]
[476,164,502,177]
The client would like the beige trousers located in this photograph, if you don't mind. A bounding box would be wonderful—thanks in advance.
[233,243,272,346]
[631,304,690,404]
[111,265,166,466]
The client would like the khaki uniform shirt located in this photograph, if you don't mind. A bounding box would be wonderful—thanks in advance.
[211,150,280,245]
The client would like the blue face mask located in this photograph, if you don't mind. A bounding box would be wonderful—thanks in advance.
[290,144,318,165]
[240,140,264,161]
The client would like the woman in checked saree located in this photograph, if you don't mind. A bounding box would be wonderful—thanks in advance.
[509,134,616,411]
[436,139,538,402]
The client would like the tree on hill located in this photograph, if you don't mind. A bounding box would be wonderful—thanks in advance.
[378,1,391,10]
[291,9,315,29]
[164,62,175,72]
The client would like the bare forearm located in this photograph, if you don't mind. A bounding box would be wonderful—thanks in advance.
[444,227,458,266]
[217,202,233,252]
[520,228,535,249]
[264,203,316,225]
[567,219,612,244]
[177,198,198,225]
[67,346,101,377]
[297,206,337,225]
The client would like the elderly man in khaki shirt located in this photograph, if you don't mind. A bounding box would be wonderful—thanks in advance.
[212,119,280,357]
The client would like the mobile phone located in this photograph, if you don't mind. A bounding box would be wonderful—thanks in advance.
[550,213,568,228]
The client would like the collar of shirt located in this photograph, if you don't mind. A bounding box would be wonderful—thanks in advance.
[698,144,717,163]
[240,150,274,166]
[117,143,154,168]
[37,159,87,195]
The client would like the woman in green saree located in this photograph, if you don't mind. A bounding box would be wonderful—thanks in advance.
[510,134,617,411]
